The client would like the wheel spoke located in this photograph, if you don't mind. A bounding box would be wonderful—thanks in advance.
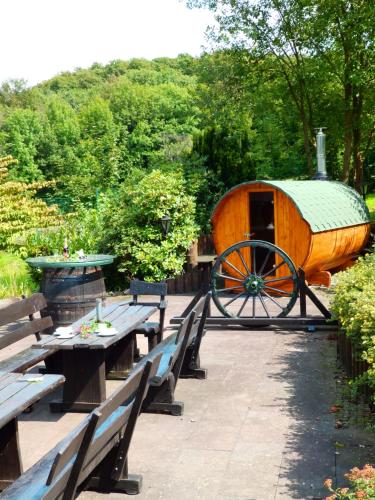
[258,249,271,276]
[263,285,293,297]
[258,293,271,317]
[216,285,244,293]
[261,259,287,278]
[214,273,243,283]
[237,295,250,317]
[265,275,294,283]
[222,257,246,278]
[262,290,285,310]
[211,241,299,319]
[236,248,251,275]
[223,291,247,308]
[252,247,257,274]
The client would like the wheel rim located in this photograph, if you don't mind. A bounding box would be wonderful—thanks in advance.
[210,240,299,318]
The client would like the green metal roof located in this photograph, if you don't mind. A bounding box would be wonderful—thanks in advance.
[213,180,370,233]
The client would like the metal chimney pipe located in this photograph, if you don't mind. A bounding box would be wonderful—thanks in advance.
[313,127,329,180]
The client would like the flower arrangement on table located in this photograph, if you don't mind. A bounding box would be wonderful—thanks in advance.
[79,320,113,339]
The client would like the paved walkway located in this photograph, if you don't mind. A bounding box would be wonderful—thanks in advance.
[5,293,375,499]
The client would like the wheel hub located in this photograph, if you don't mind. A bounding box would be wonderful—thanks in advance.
[244,275,264,296]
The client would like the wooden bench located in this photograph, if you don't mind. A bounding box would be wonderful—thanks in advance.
[137,293,209,416]
[180,291,211,380]
[0,294,55,374]
[0,355,161,499]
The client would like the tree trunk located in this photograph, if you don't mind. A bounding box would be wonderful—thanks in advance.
[352,90,363,193]
[341,81,353,184]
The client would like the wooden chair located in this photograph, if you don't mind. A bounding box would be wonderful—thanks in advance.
[128,280,167,353]
[0,294,55,374]
[0,355,162,499]
[136,294,208,416]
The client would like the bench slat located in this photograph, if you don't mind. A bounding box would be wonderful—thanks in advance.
[0,348,52,374]
[0,317,53,350]
[0,294,47,327]
[0,374,65,429]
[0,358,160,500]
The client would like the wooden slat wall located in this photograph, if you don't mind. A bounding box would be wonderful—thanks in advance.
[274,189,311,272]
[212,184,312,279]
[305,224,371,274]
[211,182,370,286]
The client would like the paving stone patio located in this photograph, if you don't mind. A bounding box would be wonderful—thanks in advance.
[2,292,374,500]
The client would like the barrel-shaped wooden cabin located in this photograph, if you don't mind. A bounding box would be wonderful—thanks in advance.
[211,180,371,287]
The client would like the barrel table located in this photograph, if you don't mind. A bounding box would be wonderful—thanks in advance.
[26,254,114,331]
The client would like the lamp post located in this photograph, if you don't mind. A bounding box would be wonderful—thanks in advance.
[160,215,171,238]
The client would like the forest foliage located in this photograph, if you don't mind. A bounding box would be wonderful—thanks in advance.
[0,2,374,281]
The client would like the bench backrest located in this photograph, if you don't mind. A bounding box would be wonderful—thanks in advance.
[170,294,209,380]
[129,280,167,333]
[0,293,52,349]
[186,291,211,362]
[41,355,161,500]
[129,280,167,298]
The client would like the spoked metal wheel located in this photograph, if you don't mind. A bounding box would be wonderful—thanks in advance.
[210,240,299,318]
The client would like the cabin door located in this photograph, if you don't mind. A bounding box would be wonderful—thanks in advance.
[249,192,275,273]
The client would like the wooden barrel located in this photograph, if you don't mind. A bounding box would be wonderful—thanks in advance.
[211,180,371,287]
[40,266,106,330]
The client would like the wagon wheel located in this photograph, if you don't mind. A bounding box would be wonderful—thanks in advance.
[210,240,299,318]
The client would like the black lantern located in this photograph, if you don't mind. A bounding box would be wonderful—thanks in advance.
[160,214,171,238]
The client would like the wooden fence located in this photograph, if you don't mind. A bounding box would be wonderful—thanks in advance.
[337,330,373,405]
[166,264,212,294]
[166,235,215,294]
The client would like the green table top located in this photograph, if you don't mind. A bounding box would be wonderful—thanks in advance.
[26,254,115,269]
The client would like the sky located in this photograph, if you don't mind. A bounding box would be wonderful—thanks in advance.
[0,0,215,86]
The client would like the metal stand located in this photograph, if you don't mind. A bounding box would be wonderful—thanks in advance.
[170,268,337,331]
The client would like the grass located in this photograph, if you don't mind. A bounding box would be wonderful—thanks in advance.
[0,252,37,299]
[366,193,375,221]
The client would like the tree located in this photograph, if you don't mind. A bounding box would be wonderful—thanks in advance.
[193,123,256,188]
[0,108,44,181]
[188,0,320,175]
[194,49,312,180]
[187,0,375,187]
[0,156,62,249]
[78,97,120,189]
[306,0,375,189]
[102,169,198,281]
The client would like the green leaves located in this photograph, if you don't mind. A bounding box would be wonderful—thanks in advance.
[331,250,375,399]
[101,169,198,281]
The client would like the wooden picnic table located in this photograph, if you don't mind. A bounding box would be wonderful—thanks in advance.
[32,301,157,413]
[0,372,65,491]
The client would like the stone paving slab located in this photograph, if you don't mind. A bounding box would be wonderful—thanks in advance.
[2,292,373,499]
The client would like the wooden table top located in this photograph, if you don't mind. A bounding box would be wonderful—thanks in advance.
[33,301,157,351]
[0,372,65,429]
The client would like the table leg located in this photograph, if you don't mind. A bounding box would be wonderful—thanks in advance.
[0,419,23,491]
[106,334,135,379]
[42,351,64,374]
[50,349,106,413]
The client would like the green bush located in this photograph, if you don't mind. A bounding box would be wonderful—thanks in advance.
[8,206,104,259]
[0,252,37,298]
[366,193,375,221]
[330,250,375,397]
[102,169,198,281]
